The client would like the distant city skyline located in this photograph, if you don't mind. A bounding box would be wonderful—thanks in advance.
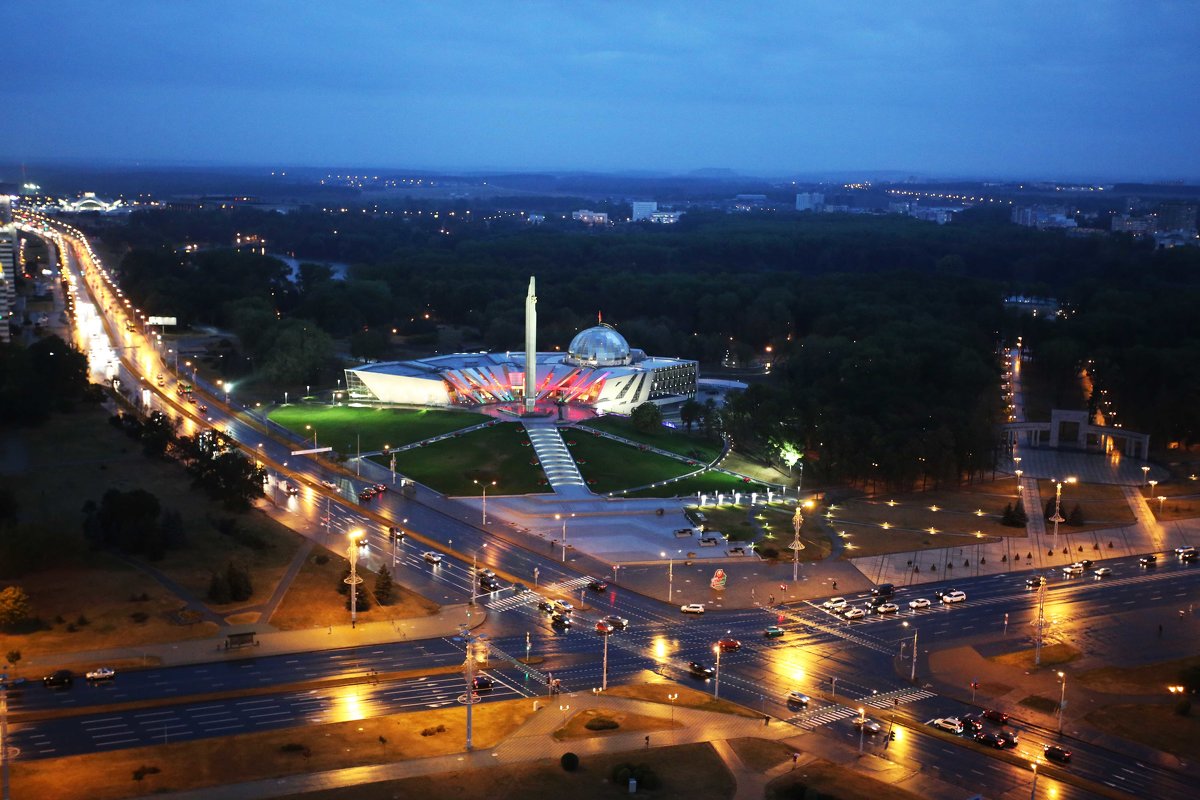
[3,2,1198,181]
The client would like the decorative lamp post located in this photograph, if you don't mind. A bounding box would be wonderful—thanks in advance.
[1142,465,1150,486]
[474,479,497,526]
[713,644,721,699]
[790,501,812,583]
[1057,671,1067,734]
[345,530,364,627]
[1158,495,1167,515]
[660,551,673,602]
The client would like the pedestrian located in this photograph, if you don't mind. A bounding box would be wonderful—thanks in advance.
[645,735,650,748]
[832,580,838,590]
[792,752,799,769]
[764,714,770,726]
[1159,623,1164,637]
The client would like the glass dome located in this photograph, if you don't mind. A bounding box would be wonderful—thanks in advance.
[565,324,632,367]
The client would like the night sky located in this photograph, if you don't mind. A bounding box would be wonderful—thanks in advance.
[6,1,1198,179]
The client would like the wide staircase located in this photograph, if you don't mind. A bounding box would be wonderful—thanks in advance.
[524,423,589,495]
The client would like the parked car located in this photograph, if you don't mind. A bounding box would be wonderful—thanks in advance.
[1043,745,1072,763]
[680,603,705,614]
[587,580,609,592]
[958,713,983,732]
[974,731,1005,748]
[874,602,900,614]
[786,691,810,707]
[932,717,964,734]
[687,661,715,679]
[604,616,629,630]
[982,709,1009,725]
[843,607,866,620]
[764,625,785,638]
[941,591,967,604]
[85,667,116,682]
[908,598,932,610]
[1139,555,1158,567]
[717,638,742,652]
[997,729,1019,748]
[822,597,848,611]
[422,551,443,564]
[42,670,73,689]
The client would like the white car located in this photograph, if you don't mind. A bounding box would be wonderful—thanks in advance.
[320,479,338,490]
[787,691,811,707]
[1093,567,1113,578]
[85,667,115,681]
[680,603,705,614]
[941,591,967,604]
[822,597,848,611]
[908,598,932,610]
[843,607,866,620]
[852,715,882,734]
[422,551,443,564]
[874,602,900,614]
[933,717,964,734]
[1062,564,1084,576]
[1175,545,1196,557]
[554,600,575,613]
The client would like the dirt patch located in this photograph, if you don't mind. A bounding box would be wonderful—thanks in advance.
[223,611,260,625]
[10,696,536,800]
[1077,654,1200,694]
[728,737,794,772]
[1034,480,1136,531]
[291,742,734,800]
[988,643,1081,670]
[1017,695,1060,715]
[1086,703,1200,761]
[554,706,678,740]
[603,682,762,719]
[766,756,927,800]
[269,552,438,631]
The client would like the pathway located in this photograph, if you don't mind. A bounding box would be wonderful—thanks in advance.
[522,420,589,496]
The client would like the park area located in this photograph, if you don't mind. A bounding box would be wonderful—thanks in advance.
[566,431,700,493]
[267,405,486,453]
[376,422,552,495]
[576,416,724,462]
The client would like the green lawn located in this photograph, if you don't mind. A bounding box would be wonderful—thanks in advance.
[268,405,485,453]
[566,430,699,493]
[373,422,552,495]
[624,470,771,499]
[576,416,723,462]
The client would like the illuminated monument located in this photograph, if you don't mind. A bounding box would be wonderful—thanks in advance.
[345,276,697,416]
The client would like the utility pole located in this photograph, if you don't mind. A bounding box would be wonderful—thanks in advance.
[910,628,918,682]
[1035,581,1047,666]
[602,629,609,690]
[461,625,479,751]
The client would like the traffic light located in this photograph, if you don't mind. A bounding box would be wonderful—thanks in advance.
[888,730,896,741]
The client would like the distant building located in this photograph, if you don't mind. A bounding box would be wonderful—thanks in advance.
[572,209,608,225]
[1155,203,1198,234]
[631,201,657,221]
[0,198,14,342]
[1111,214,1155,235]
[648,210,683,224]
[1011,206,1078,230]
[526,213,545,225]
[1004,295,1061,319]
[731,194,769,212]
[795,192,824,212]
[59,192,127,214]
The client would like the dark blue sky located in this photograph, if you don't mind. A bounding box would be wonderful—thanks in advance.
[6,1,1198,179]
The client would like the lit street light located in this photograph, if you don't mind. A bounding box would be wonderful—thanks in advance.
[660,551,674,602]
[474,479,496,526]
[668,692,678,726]
[556,512,575,562]
[1057,670,1067,734]
[712,643,721,699]
[1158,495,1167,515]
[1142,465,1150,486]
[345,530,364,628]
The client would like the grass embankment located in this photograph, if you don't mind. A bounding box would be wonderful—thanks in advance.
[0,408,306,662]
[625,470,771,498]
[380,422,551,495]
[566,431,698,493]
[577,416,723,461]
[554,706,680,740]
[1034,480,1136,531]
[988,643,1082,670]
[268,405,486,453]
[765,754,929,800]
[11,698,537,800]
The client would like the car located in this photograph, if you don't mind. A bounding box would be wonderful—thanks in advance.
[595,620,614,635]
[422,551,443,564]
[604,615,629,630]
[550,612,572,627]
[933,587,960,599]
[982,709,1009,725]
[472,675,494,693]
[374,483,387,493]
[1025,576,1046,588]
[680,603,705,614]
[1062,564,1084,576]
[282,482,300,497]
[358,488,376,502]
[1043,745,1072,763]
[537,599,556,612]
[932,717,964,734]
[687,661,715,679]
[478,568,497,579]
[321,479,338,490]
[997,729,1019,748]
[764,625,785,638]
[843,607,866,620]
[908,598,932,610]
[974,731,1006,748]
[959,713,983,732]
[786,691,810,707]
[587,580,609,592]
[197,402,209,413]
[717,638,742,652]
[1183,551,1198,563]
[1077,559,1094,569]
[1174,545,1195,556]
[868,594,891,607]
[941,591,967,604]
[871,583,895,597]
[478,576,501,592]
[555,600,575,613]
[1093,567,1113,578]
[42,669,73,689]
[1140,555,1158,567]
[874,602,900,614]
[822,597,848,611]
[85,667,116,682]
[852,715,882,734]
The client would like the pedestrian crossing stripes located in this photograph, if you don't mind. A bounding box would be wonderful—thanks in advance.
[485,593,541,612]
[792,705,857,730]
[863,688,935,708]
[544,576,595,593]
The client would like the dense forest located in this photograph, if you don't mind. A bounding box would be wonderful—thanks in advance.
[94,205,1200,487]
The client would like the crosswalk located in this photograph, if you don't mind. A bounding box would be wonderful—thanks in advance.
[485,593,541,612]
[792,705,858,730]
[543,576,594,593]
[864,687,936,708]
[789,688,936,730]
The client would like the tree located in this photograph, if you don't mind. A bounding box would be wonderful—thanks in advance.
[207,571,232,604]
[630,402,663,434]
[226,561,254,602]
[679,399,703,433]
[5,649,20,674]
[0,586,32,629]
[375,566,394,605]
[1067,503,1084,526]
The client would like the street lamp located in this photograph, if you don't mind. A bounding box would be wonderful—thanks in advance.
[668,692,678,726]
[345,530,364,628]
[1158,495,1167,515]
[903,621,918,682]
[858,707,866,753]
[1030,762,1039,800]
[556,512,574,562]
[660,551,674,603]
[305,424,317,447]
[601,627,609,690]
[474,479,496,526]
[1142,465,1150,486]
[791,501,812,583]
[1050,477,1074,541]
[712,644,721,699]
[1057,671,1067,734]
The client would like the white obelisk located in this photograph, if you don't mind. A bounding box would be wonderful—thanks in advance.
[524,276,537,412]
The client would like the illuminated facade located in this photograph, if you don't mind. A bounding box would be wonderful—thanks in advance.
[346,321,697,415]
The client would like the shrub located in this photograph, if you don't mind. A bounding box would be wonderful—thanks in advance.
[130,611,149,623]
[585,716,620,731]
[561,752,580,771]
[612,764,633,784]
[314,553,329,565]
[280,743,307,753]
